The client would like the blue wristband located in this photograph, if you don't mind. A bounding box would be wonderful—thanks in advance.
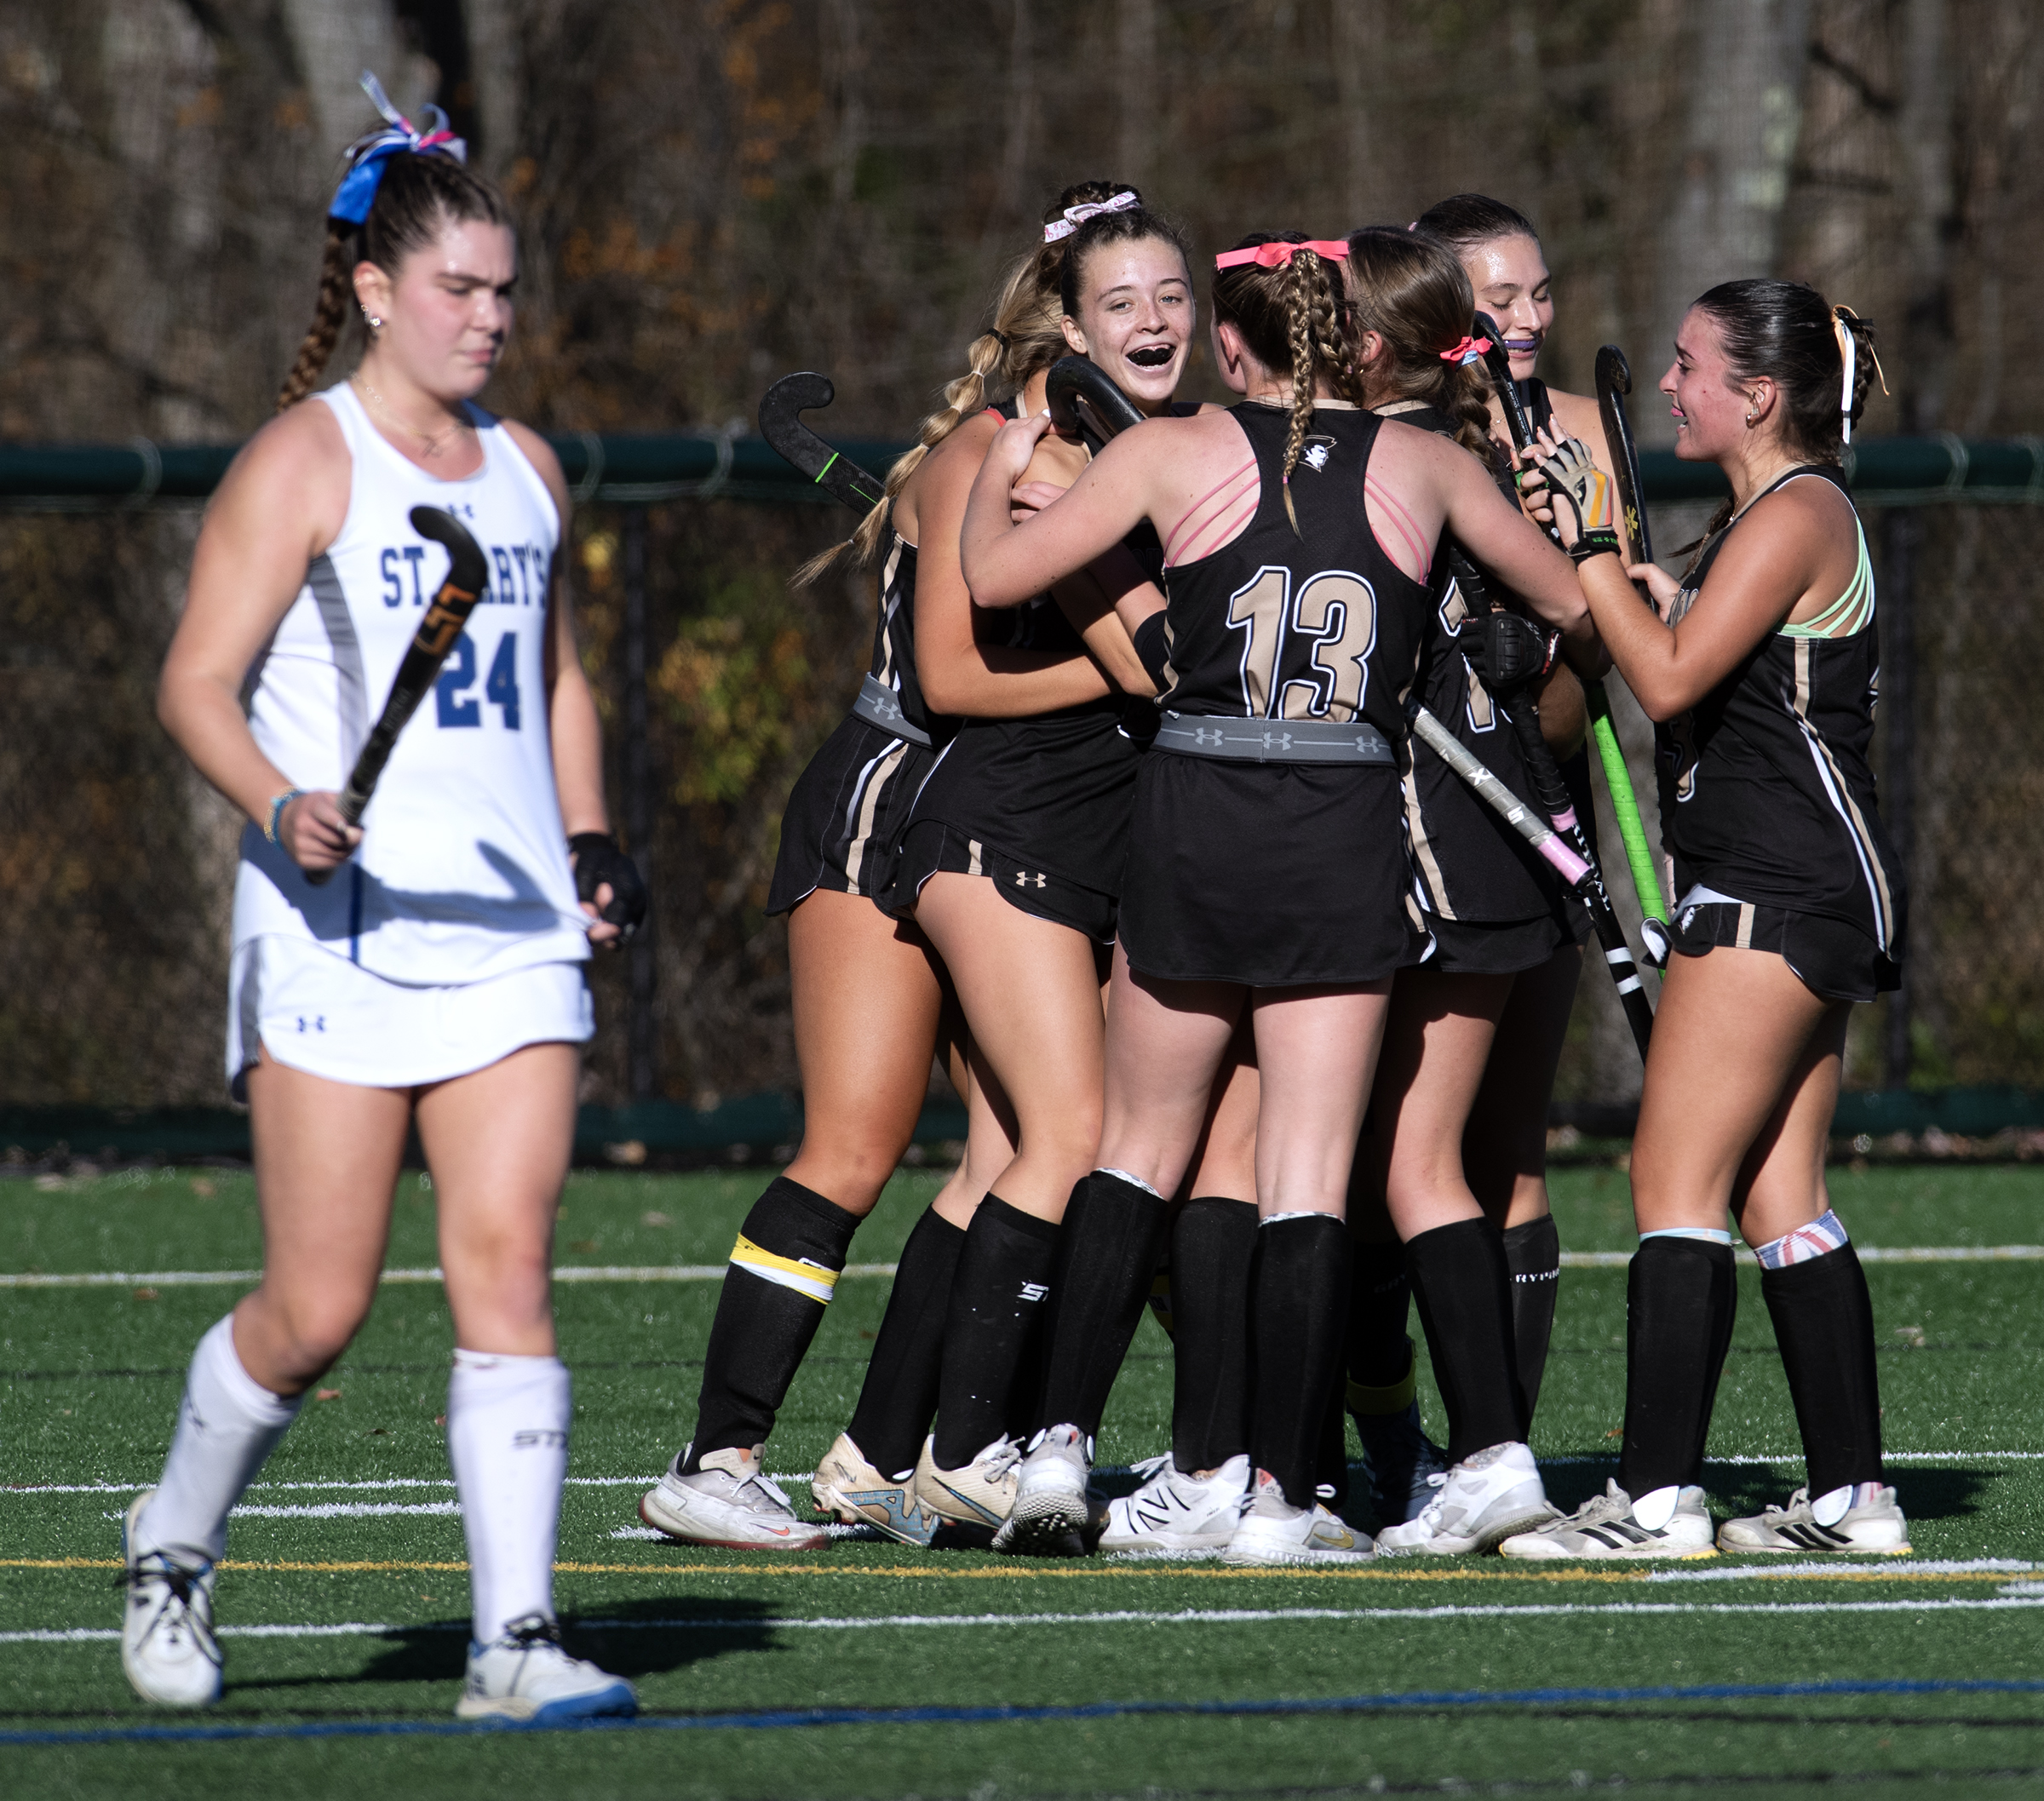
[265,789,305,846]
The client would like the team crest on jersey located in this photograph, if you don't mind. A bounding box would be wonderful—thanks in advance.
[1300,436,1334,473]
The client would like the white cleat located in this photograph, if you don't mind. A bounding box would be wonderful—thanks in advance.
[1717,1483,1911,1555]
[120,1491,221,1708]
[812,1431,936,1546]
[1220,1469,1373,1565]
[1000,1425,1094,1553]
[1099,1452,1250,1555]
[913,1433,1022,1531]
[1373,1442,1557,1556]
[1499,1478,1717,1560]
[455,1615,637,1724]
[638,1443,829,1550]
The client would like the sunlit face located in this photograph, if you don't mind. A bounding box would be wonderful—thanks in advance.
[1462,232,1552,383]
[1660,307,1758,462]
[1060,237,1195,415]
[353,216,517,401]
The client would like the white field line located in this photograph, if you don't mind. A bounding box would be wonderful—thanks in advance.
[8,1246,2043,1288]
[14,1594,2044,1648]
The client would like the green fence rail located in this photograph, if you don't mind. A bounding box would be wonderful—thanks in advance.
[2,432,2041,510]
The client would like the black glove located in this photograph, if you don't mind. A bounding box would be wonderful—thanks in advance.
[1131,611,1173,687]
[1462,610,1559,697]
[568,831,648,941]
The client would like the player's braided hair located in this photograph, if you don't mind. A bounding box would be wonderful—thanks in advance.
[278,151,513,412]
[1680,279,1883,559]
[1344,227,1500,468]
[798,180,1158,587]
[1211,233,1358,538]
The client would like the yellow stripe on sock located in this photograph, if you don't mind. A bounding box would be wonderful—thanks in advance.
[1346,1339,1417,1416]
[730,1234,838,1305]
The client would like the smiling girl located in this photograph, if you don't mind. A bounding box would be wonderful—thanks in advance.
[129,88,637,1720]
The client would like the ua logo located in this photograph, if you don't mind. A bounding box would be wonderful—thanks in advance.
[295,1015,326,1034]
[1013,870,1048,890]
[1019,1281,1048,1302]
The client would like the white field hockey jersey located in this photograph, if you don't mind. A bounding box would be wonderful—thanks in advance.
[231,381,589,983]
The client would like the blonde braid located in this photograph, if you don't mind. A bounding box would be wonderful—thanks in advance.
[1278,251,1324,538]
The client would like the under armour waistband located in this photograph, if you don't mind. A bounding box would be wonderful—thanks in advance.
[1151,711,1394,765]
[851,672,933,748]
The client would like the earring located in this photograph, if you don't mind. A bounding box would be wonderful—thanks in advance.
[362,307,383,332]
[1745,410,1755,427]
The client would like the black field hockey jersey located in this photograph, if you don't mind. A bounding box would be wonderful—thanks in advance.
[1656,465,1903,951]
[1387,402,1557,921]
[1157,402,1433,741]
[869,527,945,743]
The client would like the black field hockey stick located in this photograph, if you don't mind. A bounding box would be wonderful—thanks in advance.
[758,372,887,512]
[304,507,488,887]
[1594,345,1654,587]
[1046,355,1145,443]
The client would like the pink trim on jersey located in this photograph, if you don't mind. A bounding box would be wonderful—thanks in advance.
[1364,473,1433,582]
[1163,460,1259,567]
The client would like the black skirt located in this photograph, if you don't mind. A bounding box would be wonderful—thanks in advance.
[1422,909,1571,977]
[766,713,937,916]
[1667,895,1902,1004]
[1119,751,1424,988]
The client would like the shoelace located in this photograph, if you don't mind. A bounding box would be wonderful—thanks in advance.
[979,1438,1023,1480]
[735,1468,798,1510]
[1128,1451,1174,1484]
[122,1562,221,1666]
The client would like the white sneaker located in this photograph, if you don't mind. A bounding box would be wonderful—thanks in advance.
[455,1615,637,1724]
[913,1434,1022,1529]
[1717,1483,1911,1555]
[1001,1424,1094,1552]
[1221,1468,1373,1565]
[1499,1479,1716,1560]
[1099,1452,1250,1554]
[120,1491,221,1708]
[811,1431,936,1546]
[638,1443,829,1550]
[1374,1442,1557,1556]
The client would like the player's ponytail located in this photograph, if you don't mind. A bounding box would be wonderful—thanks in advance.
[278,77,509,412]
[797,179,1145,587]
[1343,227,1499,467]
[1691,278,1885,465]
[1212,234,1357,537]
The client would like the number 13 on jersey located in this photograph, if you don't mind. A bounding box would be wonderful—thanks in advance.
[1225,565,1378,721]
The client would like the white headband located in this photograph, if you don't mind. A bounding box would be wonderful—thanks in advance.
[1043,191,1140,243]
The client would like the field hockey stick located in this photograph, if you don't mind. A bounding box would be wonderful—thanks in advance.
[1046,355,1145,442]
[1405,701,1588,892]
[757,372,887,512]
[305,506,488,887]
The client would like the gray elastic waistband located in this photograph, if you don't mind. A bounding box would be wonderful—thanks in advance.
[1151,711,1393,765]
[852,673,933,748]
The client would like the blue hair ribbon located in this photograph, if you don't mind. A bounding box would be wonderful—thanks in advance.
[328,71,467,226]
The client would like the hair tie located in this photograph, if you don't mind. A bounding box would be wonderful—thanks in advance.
[329,71,468,225]
[1214,239,1349,271]
[1043,191,1140,243]
[990,330,1011,348]
[1439,335,1491,365]
[1829,304,1888,445]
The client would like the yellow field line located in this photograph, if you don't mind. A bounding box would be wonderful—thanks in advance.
[2,1557,2019,1586]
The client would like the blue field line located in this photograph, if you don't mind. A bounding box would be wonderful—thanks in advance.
[7,1676,2044,1748]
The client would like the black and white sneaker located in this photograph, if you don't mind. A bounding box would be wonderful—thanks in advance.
[1098,1453,1249,1554]
[120,1491,221,1707]
[1717,1483,1910,1554]
[1498,1478,1715,1560]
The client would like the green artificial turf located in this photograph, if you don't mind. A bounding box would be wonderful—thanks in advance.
[6,1163,2044,1798]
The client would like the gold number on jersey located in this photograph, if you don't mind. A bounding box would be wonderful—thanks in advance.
[1226,566,1290,717]
[1279,571,1378,720]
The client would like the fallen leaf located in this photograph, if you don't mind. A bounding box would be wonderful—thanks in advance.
[569,1239,601,1254]
[367,1427,388,1436]
[316,1387,342,1402]
[434,1414,447,1427]
[1604,1425,1624,1438]
[190,1178,216,1197]
[640,1210,671,1227]
[133,1287,159,1301]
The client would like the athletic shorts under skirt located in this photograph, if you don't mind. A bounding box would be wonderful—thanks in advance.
[1422,908,1571,977]
[766,712,937,915]
[889,817,1120,944]
[1666,895,1900,1004]
[1118,753,1423,988]
[227,933,594,1100]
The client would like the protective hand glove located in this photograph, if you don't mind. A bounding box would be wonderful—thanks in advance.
[1532,436,1613,542]
[568,831,648,941]
[1461,610,1559,697]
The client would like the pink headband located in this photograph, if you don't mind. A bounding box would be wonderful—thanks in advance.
[1439,336,1492,365]
[1044,192,1141,243]
[1214,239,1349,271]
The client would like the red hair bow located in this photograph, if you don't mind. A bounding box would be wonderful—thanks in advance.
[1438,336,1492,364]
[1214,239,1350,271]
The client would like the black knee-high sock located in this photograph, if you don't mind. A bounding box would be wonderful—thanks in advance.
[1346,1236,1415,1410]
[1762,1246,1884,1498]
[1404,1217,1524,1463]
[1502,1214,1562,1423]
[1617,1237,1738,1499]
[685,1176,860,1469]
[1316,1380,1351,1509]
[847,1206,967,1479]
[1248,1213,1351,1509]
[1033,1171,1169,1439]
[932,1196,1058,1470]
[1168,1197,1258,1472]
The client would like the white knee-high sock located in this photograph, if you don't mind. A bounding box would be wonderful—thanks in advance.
[446,1348,571,1645]
[141,1314,303,1565]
